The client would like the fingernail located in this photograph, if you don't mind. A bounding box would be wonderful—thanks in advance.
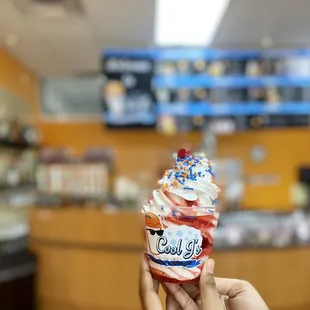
[206,259,214,275]
[201,259,216,286]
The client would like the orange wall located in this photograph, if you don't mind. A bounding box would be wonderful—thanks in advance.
[39,122,310,210]
[39,122,201,189]
[0,48,39,119]
[2,47,310,210]
[217,128,310,210]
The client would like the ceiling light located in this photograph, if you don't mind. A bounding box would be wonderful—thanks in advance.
[154,0,231,46]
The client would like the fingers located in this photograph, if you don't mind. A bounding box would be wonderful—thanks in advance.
[220,295,229,310]
[140,257,158,294]
[166,294,180,310]
[182,284,201,309]
[200,259,223,310]
[164,283,198,310]
[153,278,159,294]
[162,283,179,310]
[139,257,162,310]
[182,284,200,300]
[164,283,199,310]
[165,284,200,310]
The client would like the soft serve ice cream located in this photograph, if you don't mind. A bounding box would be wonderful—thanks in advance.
[143,148,220,283]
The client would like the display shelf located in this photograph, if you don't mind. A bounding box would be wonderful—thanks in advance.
[157,102,310,116]
[0,184,36,191]
[103,47,310,129]
[0,139,38,150]
[154,75,310,89]
[104,48,310,60]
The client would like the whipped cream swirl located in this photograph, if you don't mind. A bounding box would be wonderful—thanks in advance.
[158,153,220,205]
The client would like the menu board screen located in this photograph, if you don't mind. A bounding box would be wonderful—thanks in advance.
[102,56,156,127]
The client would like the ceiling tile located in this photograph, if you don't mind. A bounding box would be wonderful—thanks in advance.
[82,0,155,44]
[213,0,310,47]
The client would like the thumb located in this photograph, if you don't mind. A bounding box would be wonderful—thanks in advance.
[200,259,223,310]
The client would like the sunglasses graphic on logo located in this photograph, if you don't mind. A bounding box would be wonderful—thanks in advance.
[147,229,164,236]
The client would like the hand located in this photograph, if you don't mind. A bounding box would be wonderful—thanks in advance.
[214,277,269,310]
[139,257,162,310]
[163,259,223,310]
[164,259,269,310]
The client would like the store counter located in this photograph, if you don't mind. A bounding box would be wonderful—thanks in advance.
[29,208,310,310]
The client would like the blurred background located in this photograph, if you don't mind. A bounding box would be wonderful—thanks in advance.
[1,0,310,309]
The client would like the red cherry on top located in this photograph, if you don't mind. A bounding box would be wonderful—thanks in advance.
[177,148,192,159]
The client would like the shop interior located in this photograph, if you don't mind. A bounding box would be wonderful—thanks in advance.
[1,0,310,309]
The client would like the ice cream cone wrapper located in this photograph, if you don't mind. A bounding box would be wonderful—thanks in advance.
[143,204,219,284]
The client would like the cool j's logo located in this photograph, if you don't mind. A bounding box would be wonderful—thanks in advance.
[156,236,202,259]
[145,213,202,260]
